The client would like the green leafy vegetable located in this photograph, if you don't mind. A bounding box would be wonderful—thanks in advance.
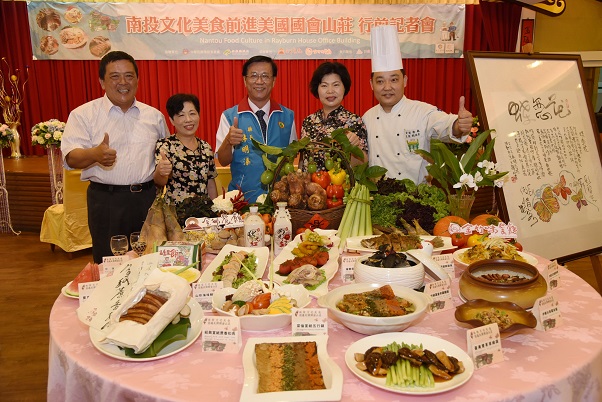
[123,318,191,358]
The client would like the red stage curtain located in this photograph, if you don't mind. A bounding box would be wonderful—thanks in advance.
[0,2,521,157]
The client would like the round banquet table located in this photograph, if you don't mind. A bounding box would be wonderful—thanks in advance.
[48,252,602,402]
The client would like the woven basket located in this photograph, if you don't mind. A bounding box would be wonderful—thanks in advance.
[270,141,354,234]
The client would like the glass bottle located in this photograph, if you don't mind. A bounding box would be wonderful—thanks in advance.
[273,202,292,256]
[244,205,265,247]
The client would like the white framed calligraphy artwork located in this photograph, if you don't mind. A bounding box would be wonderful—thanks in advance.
[466,51,602,261]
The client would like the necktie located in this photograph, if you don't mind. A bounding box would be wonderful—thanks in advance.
[255,110,268,142]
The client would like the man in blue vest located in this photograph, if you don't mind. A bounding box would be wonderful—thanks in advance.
[216,55,296,203]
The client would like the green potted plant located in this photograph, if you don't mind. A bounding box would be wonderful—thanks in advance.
[414,128,508,220]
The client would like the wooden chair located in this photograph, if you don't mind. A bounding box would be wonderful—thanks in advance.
[40,169,92,258]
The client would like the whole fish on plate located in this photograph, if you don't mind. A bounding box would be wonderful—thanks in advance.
[360,233,423,252]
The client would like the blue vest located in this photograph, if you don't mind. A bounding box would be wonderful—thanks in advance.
[223,100,295,203]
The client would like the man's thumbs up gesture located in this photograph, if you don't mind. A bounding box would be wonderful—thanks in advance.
[157,149,172,177]
[454,96,473,136]
[227,116,244,146]
[96,133,117,167]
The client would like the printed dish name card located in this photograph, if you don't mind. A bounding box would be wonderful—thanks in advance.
[545,260,560,291]
[100,255,130,278]
[466,323,503,369]
[192,281,223,312]
[201,315,241,353]
[431,254,455,278]
[340,253,365,283]
[532,294,561,332]
[78,282,98,305]
[291,308,328,336]
[424,278,453,313]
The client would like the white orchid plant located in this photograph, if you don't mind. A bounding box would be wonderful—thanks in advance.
[415,129,508,197]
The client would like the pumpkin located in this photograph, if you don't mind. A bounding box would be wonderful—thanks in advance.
[433,216,468,237]
[470,214,502,227]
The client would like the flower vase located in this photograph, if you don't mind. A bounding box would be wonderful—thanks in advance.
[8,123,22,159]
[448,193,476,221]
[47,145,64,204]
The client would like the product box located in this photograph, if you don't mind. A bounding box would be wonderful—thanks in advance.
[155,241,203,269]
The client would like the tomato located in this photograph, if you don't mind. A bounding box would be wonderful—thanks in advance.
[324,158,335,171]
[509,239,523,251]
[326,184,344,199]
[326,197,343,208]
[470,214,502,227]
[467,233,488,247]
[451,233,467,248]
[307,160,318,174]
[282,162,295,175]
[311,171,331,189]
[328,169,346,186]
[433,216,468,237]
[260,170,274,185]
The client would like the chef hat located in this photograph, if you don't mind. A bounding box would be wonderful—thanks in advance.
[370,25,403,72]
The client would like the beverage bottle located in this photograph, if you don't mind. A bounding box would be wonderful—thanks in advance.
[273,202,292,256]
[244,205,265,247]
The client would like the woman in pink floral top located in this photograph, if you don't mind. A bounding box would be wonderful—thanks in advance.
[154,93,218,205]
[301,62,368,170]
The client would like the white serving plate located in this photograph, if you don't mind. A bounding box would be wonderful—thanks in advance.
[61,281,78,299]
[89,298,203,362]
[453,248,539,268]
[345,235,455,255]
[270,232,340,298]
[345,332,474,395]
[200,244,269,287]
[240,335,343,402]
[212,283,311,331]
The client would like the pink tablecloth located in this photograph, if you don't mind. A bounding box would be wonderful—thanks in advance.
[48,253,602,402]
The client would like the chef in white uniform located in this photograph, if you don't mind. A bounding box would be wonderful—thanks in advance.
[363,25,473,184]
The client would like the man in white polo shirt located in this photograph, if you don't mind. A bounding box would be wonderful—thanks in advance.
[363,25,473,184]
[61,51,168,263]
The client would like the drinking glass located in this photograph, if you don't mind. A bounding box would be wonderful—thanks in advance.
[110,235,129,256]
[130,232,147,257]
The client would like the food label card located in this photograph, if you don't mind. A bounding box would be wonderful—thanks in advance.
[545,260,560,291]
[533,294,561,331]
[201,315,241,353]
[78,282,98,305]
[431,254,455,278]
[466,324,503,369]
[292,308,328,336]
[424,279,453,313]
[193,281,223,312]
[340,254,364,283]
[100,255,130,278]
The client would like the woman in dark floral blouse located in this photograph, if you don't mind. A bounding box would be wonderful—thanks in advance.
[301,62,368,170]
[154,93,218,205]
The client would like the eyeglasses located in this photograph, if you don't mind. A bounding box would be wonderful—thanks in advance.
[246,73,273,83]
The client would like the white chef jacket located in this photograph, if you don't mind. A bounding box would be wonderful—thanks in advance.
[363,96,463,184]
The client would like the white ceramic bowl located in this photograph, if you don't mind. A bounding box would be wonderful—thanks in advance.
[353,254,425,289]
[212,283,311,331]
[317,283,431,335]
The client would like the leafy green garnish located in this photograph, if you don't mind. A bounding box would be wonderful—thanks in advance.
[123,318,191,358]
